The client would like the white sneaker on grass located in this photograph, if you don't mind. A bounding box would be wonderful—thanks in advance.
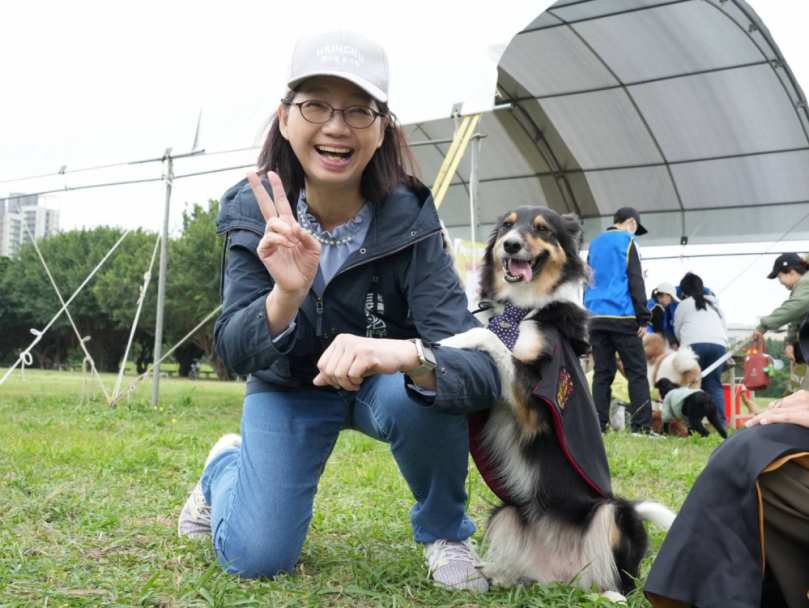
[424,538,489,592]
[177,433,242,539]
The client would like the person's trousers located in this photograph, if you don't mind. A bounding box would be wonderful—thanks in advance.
[759,460,809,608]
[689,342,728,429]
[590,329,652,432]
[200,372,475,579]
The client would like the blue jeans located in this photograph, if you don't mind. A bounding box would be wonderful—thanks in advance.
[690,342,728,429]
[200,372,475,579]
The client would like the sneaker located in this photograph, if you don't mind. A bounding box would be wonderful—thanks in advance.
[424,538,489,592]
[178,434,242,539]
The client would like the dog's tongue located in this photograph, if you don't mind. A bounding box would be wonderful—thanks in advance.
[508,259,532,283]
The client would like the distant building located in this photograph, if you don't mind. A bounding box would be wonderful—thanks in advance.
[0,194,60,258]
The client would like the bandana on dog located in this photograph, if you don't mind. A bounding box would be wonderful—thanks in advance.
[487,302,531,351]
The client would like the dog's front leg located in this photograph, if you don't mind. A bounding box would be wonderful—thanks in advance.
[439,328,516,390]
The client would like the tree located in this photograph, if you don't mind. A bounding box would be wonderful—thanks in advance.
[165,200,229,379]
[0,255,33,364]
[0,228,130,370]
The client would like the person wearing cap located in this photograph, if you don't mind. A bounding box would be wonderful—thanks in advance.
[754,253,809,369]
[177,31,498,590]
[584,207,656,435]
[648,282,681,347]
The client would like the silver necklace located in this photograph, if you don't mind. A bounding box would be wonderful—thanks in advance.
[297,212,354,246]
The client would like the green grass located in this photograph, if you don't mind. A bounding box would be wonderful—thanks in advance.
[1,370,727,607]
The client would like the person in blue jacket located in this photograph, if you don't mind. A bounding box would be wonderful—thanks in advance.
[648,282,680,348]
[584,207,655,434]
[177,30,499,591]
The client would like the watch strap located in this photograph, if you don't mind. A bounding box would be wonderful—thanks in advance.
[406,338,436,378]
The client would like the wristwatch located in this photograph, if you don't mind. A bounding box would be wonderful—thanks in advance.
[406,338,437,378]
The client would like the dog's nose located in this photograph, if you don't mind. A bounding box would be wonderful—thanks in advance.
[503,239,522,255]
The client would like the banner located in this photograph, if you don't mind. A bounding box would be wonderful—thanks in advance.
[453,239,487,311]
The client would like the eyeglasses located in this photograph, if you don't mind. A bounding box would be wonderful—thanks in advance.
[293,100,384,129]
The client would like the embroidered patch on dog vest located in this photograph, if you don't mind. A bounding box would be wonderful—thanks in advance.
[557,367,574,410]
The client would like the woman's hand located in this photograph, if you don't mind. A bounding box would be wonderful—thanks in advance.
[313,336,422,391]
[745,390,809,429]
[248,171,320,296]
[785,344,795,362]
[752,328,764,341]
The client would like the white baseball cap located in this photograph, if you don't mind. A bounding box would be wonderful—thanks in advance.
[655,282,680,302]
[287,30,390,103]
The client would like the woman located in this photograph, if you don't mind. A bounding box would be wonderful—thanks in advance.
[674,273,728,429]
[177,30,499,591]
[754,253,809,369]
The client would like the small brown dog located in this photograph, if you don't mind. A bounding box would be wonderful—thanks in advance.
[651,411,689,437]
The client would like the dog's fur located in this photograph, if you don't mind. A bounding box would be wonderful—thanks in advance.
[651,410,689,437]
[654,378,728,439]
[643,333,701,390]
[440,207,674,596]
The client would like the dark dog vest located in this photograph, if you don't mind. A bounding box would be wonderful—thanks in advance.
[469,320,613,501]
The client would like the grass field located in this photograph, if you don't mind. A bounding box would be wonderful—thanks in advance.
[0,370,748,607]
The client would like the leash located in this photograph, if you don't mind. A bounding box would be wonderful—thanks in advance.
[686,333,755,387]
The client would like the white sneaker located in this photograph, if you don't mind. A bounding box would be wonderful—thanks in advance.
[177,434,242,539]
[424,538,489,592]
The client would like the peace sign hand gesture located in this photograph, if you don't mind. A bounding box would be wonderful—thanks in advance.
[248,171,320,296]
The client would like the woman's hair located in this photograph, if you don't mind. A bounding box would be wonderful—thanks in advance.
[786,255,809,276]
[679,272,713,312]
[256,89,418,203]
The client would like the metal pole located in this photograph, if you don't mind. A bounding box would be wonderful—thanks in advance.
[151,155,173,405]
[469,135,482,273]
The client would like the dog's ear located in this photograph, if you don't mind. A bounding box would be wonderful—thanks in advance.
[560,213,583,244]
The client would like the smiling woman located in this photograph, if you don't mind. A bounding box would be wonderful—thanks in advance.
[176,29,501,593]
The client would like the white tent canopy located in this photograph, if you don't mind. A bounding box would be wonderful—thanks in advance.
[408,0,809,247]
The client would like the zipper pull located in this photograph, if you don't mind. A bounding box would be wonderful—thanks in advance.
[316,298,324,337]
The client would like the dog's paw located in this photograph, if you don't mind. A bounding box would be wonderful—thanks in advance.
[600,591,627,604]
[477,562,517,588]
[440,327,497,350]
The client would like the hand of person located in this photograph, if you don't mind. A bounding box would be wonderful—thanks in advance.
[785,344,795,362]
[248,171,320,295]
[752,328,764,341]
[637,326,648,338]
[745,390,809,429]
[313,335,421,391]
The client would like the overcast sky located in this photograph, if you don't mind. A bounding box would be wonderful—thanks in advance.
[1,0,807,326]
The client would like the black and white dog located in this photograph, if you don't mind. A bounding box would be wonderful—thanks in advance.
[654,378,728,439]
[439,207,674,599]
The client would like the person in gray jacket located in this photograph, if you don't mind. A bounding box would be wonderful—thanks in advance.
[177,30,499,591]
[674,272,728,429]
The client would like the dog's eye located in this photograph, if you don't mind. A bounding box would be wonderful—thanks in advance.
[536,225,549,233]
[502,221,513,229]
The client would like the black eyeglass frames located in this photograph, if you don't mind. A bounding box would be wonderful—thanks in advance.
[292,100,385,129]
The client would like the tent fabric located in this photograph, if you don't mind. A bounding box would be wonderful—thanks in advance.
[404,0,809,246]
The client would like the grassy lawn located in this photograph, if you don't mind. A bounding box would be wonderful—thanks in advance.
[0,370,743,607]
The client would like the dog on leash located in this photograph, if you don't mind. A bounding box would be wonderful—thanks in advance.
[654,378,728,439]
[439,207,674,598]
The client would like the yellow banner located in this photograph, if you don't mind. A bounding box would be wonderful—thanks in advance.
[452,239,487,311]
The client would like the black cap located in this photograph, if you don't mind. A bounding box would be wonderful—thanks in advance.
[768,253,804,279]
[613,207,648,236]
